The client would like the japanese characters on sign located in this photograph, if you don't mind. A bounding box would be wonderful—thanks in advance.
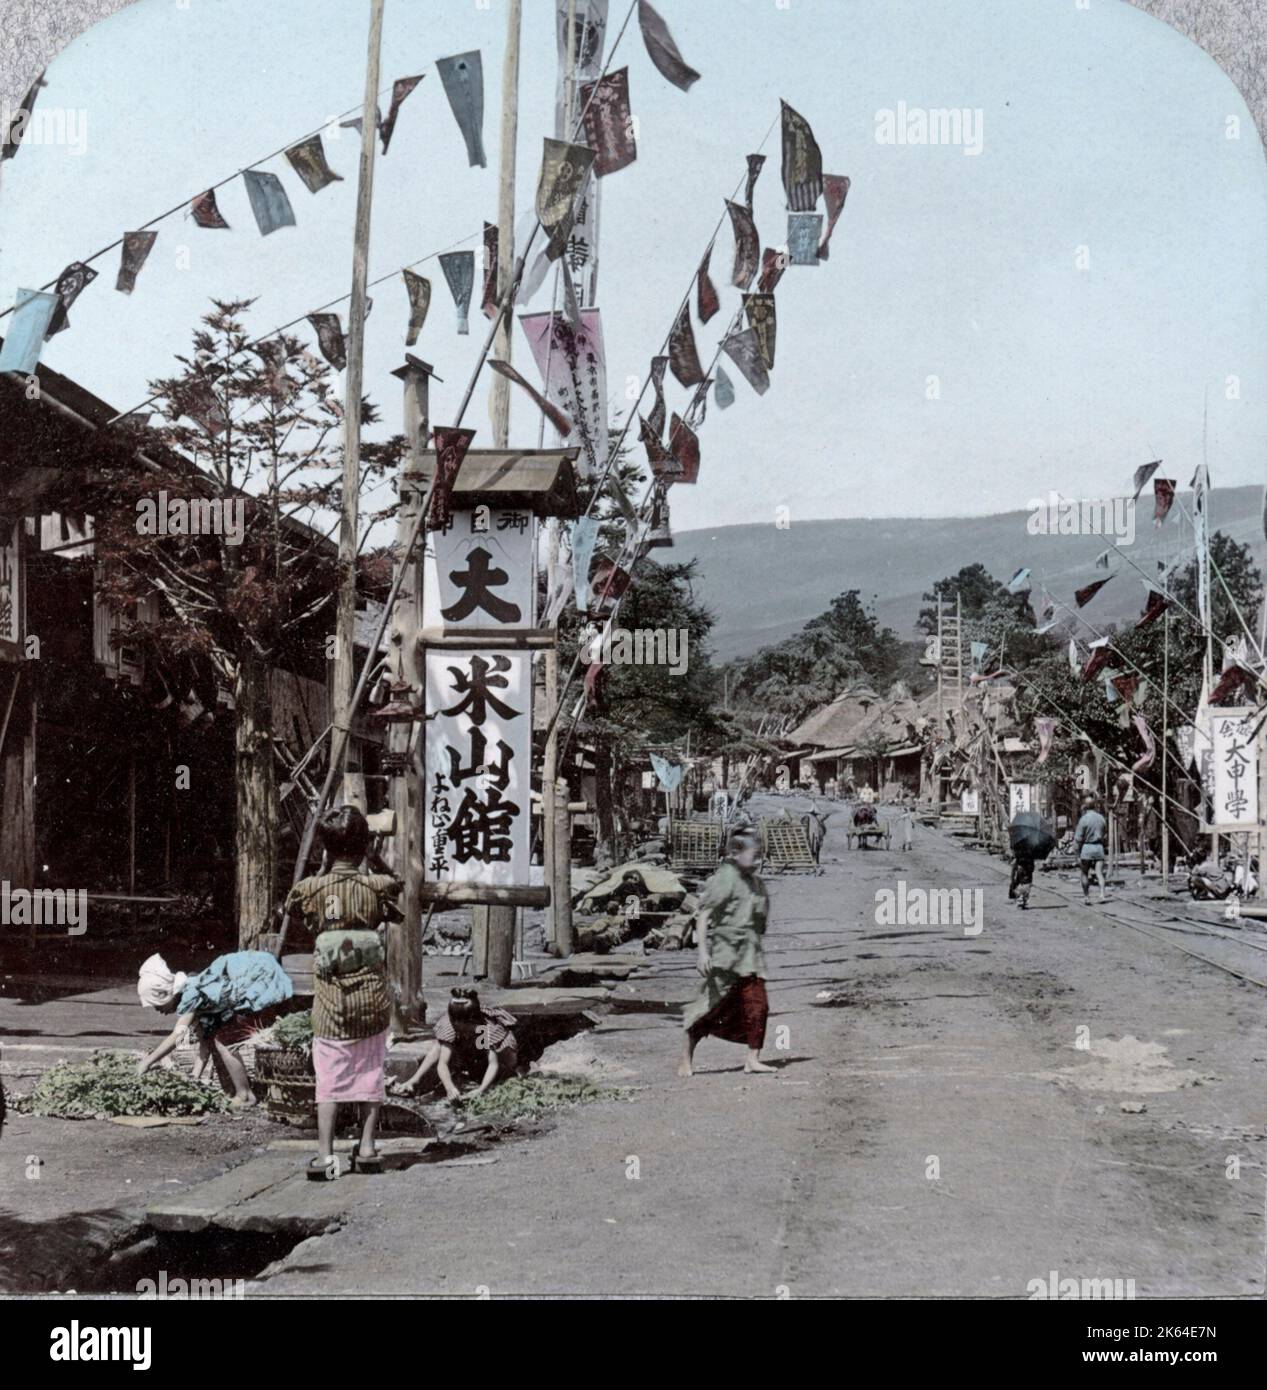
[520,309,608,474]
[1210,709,1259,832]
[1008,783,1038,818]
[424,650,530,888]
[0,518,21,656]
[422,508,536,634]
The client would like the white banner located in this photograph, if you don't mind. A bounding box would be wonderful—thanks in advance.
[1009,783,1038,818]
[0,519,20,654]
[424,650,531,888]
[422,508,536,633]
[1210,708,1259,832]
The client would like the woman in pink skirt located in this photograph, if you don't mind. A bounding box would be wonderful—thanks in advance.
[285,806,402,1181]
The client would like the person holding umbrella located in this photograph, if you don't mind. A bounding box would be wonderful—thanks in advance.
[1008,810,1057,910]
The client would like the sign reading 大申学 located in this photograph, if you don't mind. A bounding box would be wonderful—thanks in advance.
[1210,708,1259,833]
[424,650,530,889]
[422,508,536,634]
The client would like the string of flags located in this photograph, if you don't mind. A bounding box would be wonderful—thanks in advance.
[0,50,484,378]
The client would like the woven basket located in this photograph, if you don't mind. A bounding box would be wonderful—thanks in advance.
[254,1043,316,1127]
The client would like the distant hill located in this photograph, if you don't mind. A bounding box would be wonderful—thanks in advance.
[673,485,1266,663]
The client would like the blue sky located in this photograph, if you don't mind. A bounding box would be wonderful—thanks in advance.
[2,0,1266,534]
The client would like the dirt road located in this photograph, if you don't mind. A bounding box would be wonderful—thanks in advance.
[250,795,1267,1298]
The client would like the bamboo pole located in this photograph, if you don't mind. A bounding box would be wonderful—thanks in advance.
[330,0,385,815]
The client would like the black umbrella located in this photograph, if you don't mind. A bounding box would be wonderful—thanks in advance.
[1009,810,1056,859]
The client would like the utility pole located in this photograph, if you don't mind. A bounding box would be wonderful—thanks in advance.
[331,0,385,813]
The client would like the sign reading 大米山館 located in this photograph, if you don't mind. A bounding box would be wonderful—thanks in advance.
[422,508,536,633]
[424,650,530,889]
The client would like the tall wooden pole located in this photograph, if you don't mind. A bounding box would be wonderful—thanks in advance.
[388,357,434,1030]
[479,0,525,984]
[331,0,385,814]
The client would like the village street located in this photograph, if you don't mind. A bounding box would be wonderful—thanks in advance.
[245,793,1267,1300]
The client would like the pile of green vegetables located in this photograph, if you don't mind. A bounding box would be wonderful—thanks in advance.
[463,1074,623,1120]
[17,1050,230,1119]
[269,1010,314,1055]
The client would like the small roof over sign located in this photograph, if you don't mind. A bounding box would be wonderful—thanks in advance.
[411,448,580,517]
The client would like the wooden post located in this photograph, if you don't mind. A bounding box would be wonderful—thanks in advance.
[488,0,521,444]
[553,775,573,953]
[387,356,434,1031]
[476,0,525,987]
[330,0,385,813]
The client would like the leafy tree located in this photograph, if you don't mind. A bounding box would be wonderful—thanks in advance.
[79,298,392,945]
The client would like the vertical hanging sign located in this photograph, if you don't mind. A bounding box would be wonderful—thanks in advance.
[1210,709,1259,832]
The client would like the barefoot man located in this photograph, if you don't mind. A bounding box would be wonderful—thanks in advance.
[679,828,776,1077]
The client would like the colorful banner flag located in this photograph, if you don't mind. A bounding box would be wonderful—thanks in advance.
[640,355,668,441]
[481,222,500,321]
[1111,673,1138,706]
[1006,566,1031,593]
[380,75,424,154]
[488,359,572,439]
[714,365,735,410]
[637,0,700,91]
[437,52,486,167]
[1082,646,1112,682]
[439,251,476,334]
[639,415,676,476]
[45,261,97,336]
[668,301,705,386]
[191,188,229,229]
[1132,459,1160,500]
[307,312,346,370]
[536,138,597,259]
[581,67,636,176]
[649,753,683,792]
[570,516,601,613]
[2,72,44,163]
[744,153,765,211]
[742,292,776,369]
[116,231,158,294]
[1153,477,1176,526]
[402,270,431,346]
[1132,714,1156,773]
[726,200,760,289]
[758,247,787,295]
[787,212,822,266]
[1137,589,1168,628]
[1075,576,1112,607]
[818,174,850,259]
[0,288,59,374]
[697,245,721,323]
[781,100,824,211]
[1036,717,1056,764]
[668,412,700,486]
[427,425,476,532]
[721,327,770,395]
[1210,664,1258,706]
[254,338,292,400]
[520,308,609,474]
[285,133,342,193]
[242,169,296,237]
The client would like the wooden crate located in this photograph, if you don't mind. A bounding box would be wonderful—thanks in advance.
[761,818,817,871]
[668,817,722,872]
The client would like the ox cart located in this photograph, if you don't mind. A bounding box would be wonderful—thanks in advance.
[846,803,891,850]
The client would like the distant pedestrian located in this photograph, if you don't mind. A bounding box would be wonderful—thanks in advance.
[1073,795,1108,902]
[897,806,914,851]
[1008,841,1035,909]
[679,828,775,1077]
